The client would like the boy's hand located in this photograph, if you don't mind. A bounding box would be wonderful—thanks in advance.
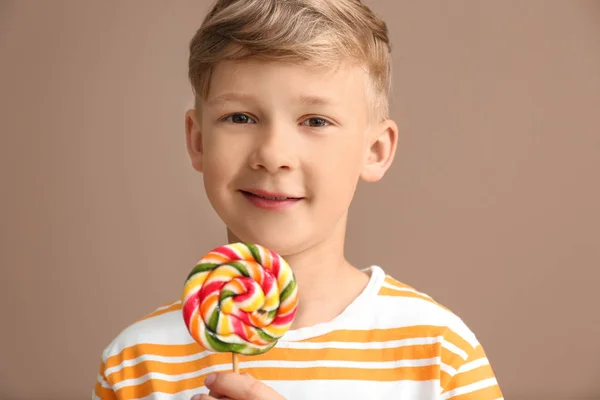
[191,372,285,400]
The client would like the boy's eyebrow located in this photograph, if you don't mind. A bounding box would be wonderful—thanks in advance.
[298,95,335,107]
[206,93,258,106]
[206,93,336,107]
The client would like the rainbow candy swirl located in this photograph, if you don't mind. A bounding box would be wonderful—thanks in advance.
[182,243,298,355]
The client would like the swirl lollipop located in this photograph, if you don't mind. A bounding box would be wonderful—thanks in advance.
[182,242,299,372]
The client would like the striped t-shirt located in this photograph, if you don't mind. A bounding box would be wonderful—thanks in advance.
[93,266,503,399]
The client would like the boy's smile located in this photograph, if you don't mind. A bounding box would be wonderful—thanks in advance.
[185,59,396,256]
[239,188,304,211]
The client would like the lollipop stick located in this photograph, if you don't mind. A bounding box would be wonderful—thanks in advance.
[232,353,239,373]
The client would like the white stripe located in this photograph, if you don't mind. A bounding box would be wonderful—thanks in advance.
[437,362,459,394]
[440,377,498,400]
[91,392,101,400]
[439,363,457,376]
[239,357,441,370]
[112,362,231,391]
[282,336,443,349]
[441,339,469,360]
[113,358,442,391]
[96,374,111,389]
[104,350,210,376]
[287,337,465,361]
[458,357,489,374]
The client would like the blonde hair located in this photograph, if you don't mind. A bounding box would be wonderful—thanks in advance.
[188,0,392,120]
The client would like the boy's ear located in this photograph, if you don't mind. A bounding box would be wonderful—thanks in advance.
[185,109,204,173]
[360,119,399,182]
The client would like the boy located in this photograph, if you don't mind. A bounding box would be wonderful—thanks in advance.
[94,0,503,399]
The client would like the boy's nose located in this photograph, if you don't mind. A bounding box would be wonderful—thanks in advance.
[248,129,298,173]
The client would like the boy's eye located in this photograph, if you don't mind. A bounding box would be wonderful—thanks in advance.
[224,113,256,124]
[302,117,330,127]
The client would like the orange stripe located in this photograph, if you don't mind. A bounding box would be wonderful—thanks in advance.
[443,345,494,392]
[94,382,117,400]
[96,360,117,399]
[249,364,439,381]
[103,326,474,371]
[378,286,438,304]
[304,326,434,343]
[304,326,475,355]
[465,343,487,361]
[378,285,452,314]
[384,276,413,290]
[115,365,440,398]
[105,343,203,369]
[446,383,502,400]
[249,344,439,363]
[441,347,464,372]
[108,352,228,383]
[440,329,476,358]
[440,370,452,390]
[107,344,443,384]
[444,363,495,392]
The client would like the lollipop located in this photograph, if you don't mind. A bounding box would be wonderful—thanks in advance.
[182,242,298,372]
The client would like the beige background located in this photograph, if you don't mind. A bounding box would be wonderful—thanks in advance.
[1,1,599,399]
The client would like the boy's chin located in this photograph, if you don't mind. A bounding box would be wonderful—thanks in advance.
[226,227,307,259]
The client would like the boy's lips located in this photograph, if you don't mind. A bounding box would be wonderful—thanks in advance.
[239,189,304,210]
[240,189,303,200]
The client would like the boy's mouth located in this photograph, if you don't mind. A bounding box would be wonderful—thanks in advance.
[240,189,302,200]
[240,189,303,210]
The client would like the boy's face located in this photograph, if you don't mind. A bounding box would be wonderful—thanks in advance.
[185,60,397,256]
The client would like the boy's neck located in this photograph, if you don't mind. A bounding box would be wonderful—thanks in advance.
[226,218,370,330]
[278,234,370,330]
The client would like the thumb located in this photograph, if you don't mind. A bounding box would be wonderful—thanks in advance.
[205,372,281,400]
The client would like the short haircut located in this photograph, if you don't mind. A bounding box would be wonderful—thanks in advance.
[189,0,392,121]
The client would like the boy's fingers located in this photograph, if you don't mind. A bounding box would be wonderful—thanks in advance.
[207,391,229,399]
[204,372,283,400]
[190,395,230,400]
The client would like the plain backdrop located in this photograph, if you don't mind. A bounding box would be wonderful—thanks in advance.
[1,1,599,399]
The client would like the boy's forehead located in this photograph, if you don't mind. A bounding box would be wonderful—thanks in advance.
[207,59,370,103]
[212,60,367,88]
[207,92,336,108]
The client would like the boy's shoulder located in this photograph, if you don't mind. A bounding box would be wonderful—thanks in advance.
[99,300,194,362]
[362,266,481,351]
